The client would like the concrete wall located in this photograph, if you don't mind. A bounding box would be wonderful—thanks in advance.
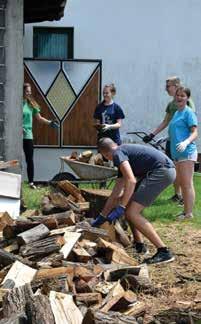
[4,0,23,173]
[24,0,201,180]
[0,0,23,173]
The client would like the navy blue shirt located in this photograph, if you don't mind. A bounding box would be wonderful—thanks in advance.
[113,144,174,178]
[94,102,125,145]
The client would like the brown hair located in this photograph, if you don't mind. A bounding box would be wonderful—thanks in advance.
[104,83,116,95]
[176,86,191,98]
[23,83,40,109]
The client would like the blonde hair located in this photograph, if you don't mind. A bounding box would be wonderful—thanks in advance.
[24,83,40,109]
[166,76,181,87]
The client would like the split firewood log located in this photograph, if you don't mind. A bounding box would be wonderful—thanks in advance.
[58,180,86,202]
[41,192,71,215]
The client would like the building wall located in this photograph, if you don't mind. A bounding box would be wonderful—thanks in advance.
[3,0,23,173]
[24,0,201,180]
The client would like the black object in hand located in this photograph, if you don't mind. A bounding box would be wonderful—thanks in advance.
[143,133,155,143]
[50,120,59,129]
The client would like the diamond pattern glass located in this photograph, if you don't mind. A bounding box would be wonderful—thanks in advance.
[25,61,60,94]
[47,71,76,120]
[63,61,99,95]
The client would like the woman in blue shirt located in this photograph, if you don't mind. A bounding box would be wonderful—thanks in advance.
[93,83,125,145]
[169,86,198,220]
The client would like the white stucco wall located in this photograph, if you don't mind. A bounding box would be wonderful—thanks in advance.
[24,0,201,180]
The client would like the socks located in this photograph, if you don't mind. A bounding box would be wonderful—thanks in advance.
[158,247,168,253]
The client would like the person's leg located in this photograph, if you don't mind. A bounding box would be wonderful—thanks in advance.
[23,139,34,184]
[165,141,182,200]
[126,201,166,248]
[176,161,195,216]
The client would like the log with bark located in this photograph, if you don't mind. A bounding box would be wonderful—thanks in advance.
[41,192,71,215]
[0,248,32,269]
[75,292,102,307]
[17,224,50,245]
[58,180,86,202]
[82,309,138,324]
[0,212,14,231]
[20,235,65,260]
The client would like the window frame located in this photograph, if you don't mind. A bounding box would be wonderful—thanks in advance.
[33,26,74,60]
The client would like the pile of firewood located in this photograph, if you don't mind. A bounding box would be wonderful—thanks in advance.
[69,150,106,166]
[0,181,151,324]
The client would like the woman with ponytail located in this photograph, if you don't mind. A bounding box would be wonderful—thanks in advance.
[23,83,59,189]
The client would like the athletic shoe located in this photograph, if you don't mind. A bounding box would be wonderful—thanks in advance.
[133,242,149,255]
[29,182,36,189]
[177,198,184,207]
[170,194,182,203]
[176,212,193,221]
[143,249,175,265]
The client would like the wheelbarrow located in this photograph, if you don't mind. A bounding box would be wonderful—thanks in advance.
[51,156,117,189]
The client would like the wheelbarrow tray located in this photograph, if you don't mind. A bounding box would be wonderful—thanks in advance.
[60,157,117,180]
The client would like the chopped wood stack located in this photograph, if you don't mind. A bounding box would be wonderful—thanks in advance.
[0,184,150,323]
[69,150,108,166]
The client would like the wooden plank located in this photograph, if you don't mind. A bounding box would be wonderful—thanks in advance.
[2,261,37,288]
[101,290,136,312]
[60,231,81,259]
[123,301,146,317]
[114,220,130,247]
[49,291,83,324]
[0,171,21,199]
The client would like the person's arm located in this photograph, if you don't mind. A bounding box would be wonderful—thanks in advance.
[143,113,171,142]
[176,126,198,152]
[118,161,136,207]
[35,113,51,125]
[102,119,122,132]
[152,113,171,136]
[101,177,125,216]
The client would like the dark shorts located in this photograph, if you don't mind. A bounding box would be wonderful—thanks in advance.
[132,167,176,207]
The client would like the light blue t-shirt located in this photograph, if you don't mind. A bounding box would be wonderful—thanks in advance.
[168,106,198,160]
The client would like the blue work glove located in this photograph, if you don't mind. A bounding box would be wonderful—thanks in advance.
[91,214,107,227]
[107,205,125,224]
[50,120,59,129]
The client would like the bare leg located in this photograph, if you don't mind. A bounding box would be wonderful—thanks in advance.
[173,178,182,196]
[127,220,144,243]
[176,161,195,215]
[125,201,166,248]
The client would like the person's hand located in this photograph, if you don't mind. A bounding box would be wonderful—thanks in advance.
[91,214,107,227]
[143,133,155,143]
[50,120,59,129]
[101,124,112,132]
[107,205,125,224]
[176,139,190,152]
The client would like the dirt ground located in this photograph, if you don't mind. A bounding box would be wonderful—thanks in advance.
[132,223,201,323]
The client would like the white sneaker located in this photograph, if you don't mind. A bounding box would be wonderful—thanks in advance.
[29,182,36,189]
[176,212,193,221]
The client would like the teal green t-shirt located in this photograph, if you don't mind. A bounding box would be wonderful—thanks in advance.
[23,101,40,139]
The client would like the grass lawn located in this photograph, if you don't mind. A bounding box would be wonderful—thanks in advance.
[22,173,201,228]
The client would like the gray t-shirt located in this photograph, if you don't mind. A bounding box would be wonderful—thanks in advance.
[113,144,174,178]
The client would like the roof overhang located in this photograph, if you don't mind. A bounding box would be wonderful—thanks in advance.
[24,0,67,23]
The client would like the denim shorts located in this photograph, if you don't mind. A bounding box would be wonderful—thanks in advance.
[174,150,198,163]
[132,167,176,207]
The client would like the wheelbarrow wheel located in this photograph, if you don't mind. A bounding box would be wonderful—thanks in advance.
[50,172,77,182]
